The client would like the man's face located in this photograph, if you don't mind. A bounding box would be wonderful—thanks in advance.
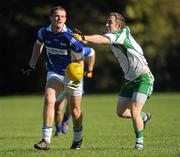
[50,9,67,29]
[105,15,120,33]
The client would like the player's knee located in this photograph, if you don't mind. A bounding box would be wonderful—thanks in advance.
[45,93,56,106]
[117,109,131,118]
[45,99,55,109]
[56,109,62,115]
[71,107,81,119]
[117,110,125,118]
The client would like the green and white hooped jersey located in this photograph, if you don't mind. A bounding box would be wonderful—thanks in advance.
[104,26,148,81]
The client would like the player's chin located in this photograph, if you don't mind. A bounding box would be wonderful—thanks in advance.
[57,23,64,28]
[105,29,110,33]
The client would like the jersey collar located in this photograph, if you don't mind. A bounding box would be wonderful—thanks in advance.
[47,24,68,32]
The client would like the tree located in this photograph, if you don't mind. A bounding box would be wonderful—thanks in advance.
[0,0,180,95]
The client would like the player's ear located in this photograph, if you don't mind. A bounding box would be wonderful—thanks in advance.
[119,23,125,29]
[116,22,122,29]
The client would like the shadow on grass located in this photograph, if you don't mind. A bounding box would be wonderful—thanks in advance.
[0,146,131,153]
[0,135,132,153]
[0,148,68,154]
[82,146,131,151]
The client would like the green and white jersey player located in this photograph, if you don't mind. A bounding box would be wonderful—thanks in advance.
[74,12,154,150]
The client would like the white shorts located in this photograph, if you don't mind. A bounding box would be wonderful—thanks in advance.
[47,71,84,96]
[118,92,148,105]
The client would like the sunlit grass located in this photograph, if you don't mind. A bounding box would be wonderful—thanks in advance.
[0,93,180,157]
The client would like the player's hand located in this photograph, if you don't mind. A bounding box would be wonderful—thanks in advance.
[21,64,34,75]
[71,28,85,41]
[84,71,93,78]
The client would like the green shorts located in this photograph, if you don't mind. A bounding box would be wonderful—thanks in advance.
[118,72,154,98]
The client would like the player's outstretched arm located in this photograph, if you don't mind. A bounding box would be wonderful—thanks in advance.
[72,28,109,44]
[84,35,109,44]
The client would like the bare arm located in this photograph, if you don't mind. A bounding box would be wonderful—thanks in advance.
[29,41,44,68]
[84,35,109,44]
[77,59,84,70]
[87,51,95,72]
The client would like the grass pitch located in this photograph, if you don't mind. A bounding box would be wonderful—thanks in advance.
[0,93,180,157]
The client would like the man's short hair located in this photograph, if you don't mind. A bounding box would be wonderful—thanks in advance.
[109,12,126,25]
[50,6,66,16]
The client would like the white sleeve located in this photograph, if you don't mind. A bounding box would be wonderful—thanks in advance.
[103,31,126,45]
[87,48,95,57]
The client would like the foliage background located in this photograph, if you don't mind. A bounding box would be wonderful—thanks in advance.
[0,0,180,95]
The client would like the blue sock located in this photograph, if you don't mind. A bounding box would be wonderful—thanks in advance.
[56,124,62,133]
[63,114,70,123]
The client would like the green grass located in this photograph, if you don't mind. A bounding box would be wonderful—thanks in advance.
[0,93,180,157]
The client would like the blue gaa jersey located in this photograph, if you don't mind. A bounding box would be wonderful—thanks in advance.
[37,24,83,75]
[82,47,95,57]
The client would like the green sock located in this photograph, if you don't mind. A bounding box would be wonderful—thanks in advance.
[135,130,144,146]
[140,112,147,122]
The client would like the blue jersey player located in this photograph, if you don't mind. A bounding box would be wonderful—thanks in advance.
[54,47,96,136]
[22,6,84,150]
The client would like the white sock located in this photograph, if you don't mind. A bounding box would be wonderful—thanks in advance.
[42,126,52,143]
